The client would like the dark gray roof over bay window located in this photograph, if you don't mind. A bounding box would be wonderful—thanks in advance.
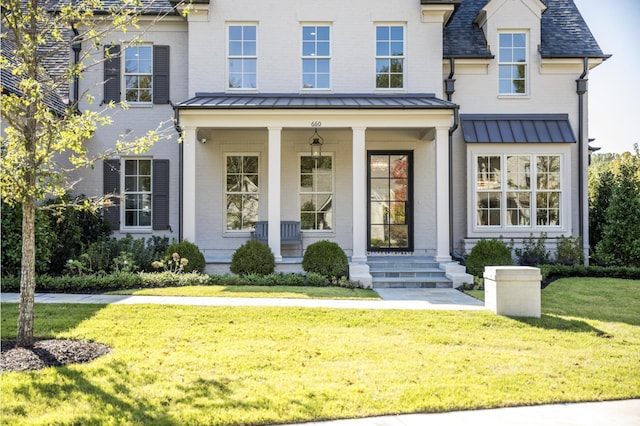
[176,93,457,109]
[460,114,576,143]
[444,0,608,59]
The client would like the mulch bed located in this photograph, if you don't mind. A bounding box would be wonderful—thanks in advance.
[1,339,111,373]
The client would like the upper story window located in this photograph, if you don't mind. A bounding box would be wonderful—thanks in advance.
[498,32,527,95]
[302,25,331,90]
[124,46,153,102]
[104,44,170,105]
[123,158,152,228]
[300,155,333,230]
[475,154,562,229]
[375,25,404,89]
[228,25,257,89]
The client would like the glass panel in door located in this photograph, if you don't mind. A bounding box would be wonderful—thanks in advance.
[368,151,412,251]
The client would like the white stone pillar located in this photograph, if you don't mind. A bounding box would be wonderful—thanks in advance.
[435,126,451,262]
[349,127,371,287]
[484,266,542,318]
[352,127,367,262]
[268,127,282,262]
[182,126,197,243]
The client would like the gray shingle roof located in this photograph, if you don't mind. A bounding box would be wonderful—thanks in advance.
[176,93,457,109]
[444,0,493,58]
[1,39,69,116]
[49,0,177,15]
[444,0,607,59]
[460,113,576,143]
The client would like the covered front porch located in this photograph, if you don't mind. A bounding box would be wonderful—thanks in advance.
[174,94,459,285]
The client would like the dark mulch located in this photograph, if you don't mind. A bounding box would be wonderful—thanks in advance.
[1,339,111,373]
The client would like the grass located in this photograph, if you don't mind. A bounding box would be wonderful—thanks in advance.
[106,285,380,299]
[1,278,639,425]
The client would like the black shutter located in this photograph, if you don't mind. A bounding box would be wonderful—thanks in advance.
[153,45,170,104]
[153,159,170,230]
[103,159,121,230]
[104,45,121,103]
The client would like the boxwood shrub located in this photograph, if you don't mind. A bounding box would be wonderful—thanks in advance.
[165,240,206,273]
[230,240,276,276]
[302,240,349,279]
[466,239,514,277]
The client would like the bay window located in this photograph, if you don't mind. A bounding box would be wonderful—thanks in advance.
[476,154,561,229]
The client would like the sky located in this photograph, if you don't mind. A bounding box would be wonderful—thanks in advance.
[572,0,640,154]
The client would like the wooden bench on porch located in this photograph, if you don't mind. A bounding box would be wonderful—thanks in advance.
[252,221,303,255]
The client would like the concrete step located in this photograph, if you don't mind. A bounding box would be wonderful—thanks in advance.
[372,276,453,289]
[370,268,446,278]
[366,256,452,288]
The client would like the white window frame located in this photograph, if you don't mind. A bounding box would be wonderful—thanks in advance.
[301,24,331,90]
[227,23,258,90]
[224,153,260,232]
[122,157,153,230]
[468,146,570,237]
[498,31,528,96]
[299,153,335,232]
[123,44,153,104]
[375,24,405,90]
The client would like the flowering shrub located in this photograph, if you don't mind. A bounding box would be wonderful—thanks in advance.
[152,252,189,274]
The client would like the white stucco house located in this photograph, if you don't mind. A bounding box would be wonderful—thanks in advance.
[73,0,608,287]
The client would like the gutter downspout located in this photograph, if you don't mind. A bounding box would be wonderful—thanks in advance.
[577,58,589,265]
[445,57,464,262]
[171,103,184,242]
[71,25,81,107]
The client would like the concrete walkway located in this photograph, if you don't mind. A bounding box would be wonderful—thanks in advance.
[0,288,485,310]
[281,399,640,426]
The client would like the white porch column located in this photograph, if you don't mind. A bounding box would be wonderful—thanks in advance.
[268,127,282,261]
[435,126,452,262]
[182,126,197,242]
[352,127,367,262]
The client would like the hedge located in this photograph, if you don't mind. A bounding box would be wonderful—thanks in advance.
[0,272,363,293]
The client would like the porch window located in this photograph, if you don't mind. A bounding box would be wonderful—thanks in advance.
[302,25,330,89]
[375,25,404,89]
[300,155,333,230]
[498,32,527,95]
[123,158,152,228]
[476,154,561,228]
[228,25,257,89]
[226,155,259,230]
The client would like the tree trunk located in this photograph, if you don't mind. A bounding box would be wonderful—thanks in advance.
[17,198,36,347]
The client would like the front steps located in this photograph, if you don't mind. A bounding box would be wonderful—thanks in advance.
[367,256,454,288]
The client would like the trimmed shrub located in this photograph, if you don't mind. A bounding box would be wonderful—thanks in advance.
[302,240,349,279]
[515,233,550,266]
[466,239,514,277]
[230,240,275,276]
[166,240,206,273]
[555,235,584,266]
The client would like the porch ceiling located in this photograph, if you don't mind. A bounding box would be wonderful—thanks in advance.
[174,93,457,110]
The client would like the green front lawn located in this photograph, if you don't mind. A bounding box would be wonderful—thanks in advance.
[1,278,639,425]
[107,285,380,299]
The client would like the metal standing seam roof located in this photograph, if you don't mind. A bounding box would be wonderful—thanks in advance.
[175,93,457,109]
[460,114,576,143]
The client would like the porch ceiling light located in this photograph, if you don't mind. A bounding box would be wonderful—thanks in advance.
[308,128,324,163]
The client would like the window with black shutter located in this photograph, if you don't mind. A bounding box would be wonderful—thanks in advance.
[103,44,170,104]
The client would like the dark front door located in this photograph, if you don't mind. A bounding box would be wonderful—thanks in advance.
[367,151,413,252]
